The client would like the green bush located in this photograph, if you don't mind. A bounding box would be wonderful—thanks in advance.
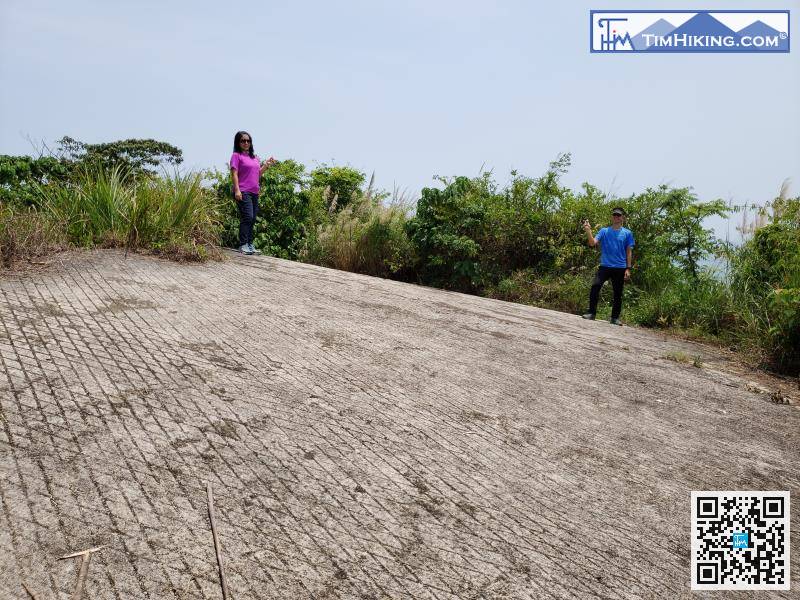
[0,155,72,207]
[766,285,800,373]
[130,171,223,255]
[480,156,571,280]
[254,160,311,259]
[309,164,366,212]
[1,137,183,210]
[729,198,800,373]
[548,182,611,273]
[56,136,183,176]
[406,175,490,290]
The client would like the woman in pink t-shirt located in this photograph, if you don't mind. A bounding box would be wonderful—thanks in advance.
[230,131,276,255]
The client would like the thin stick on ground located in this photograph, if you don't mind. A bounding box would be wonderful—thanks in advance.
[58,545,105,600]
[21,581,40,600]
[207,481,231,599]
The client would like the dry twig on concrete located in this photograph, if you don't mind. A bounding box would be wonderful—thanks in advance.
[21,581,40,600]
[207,481,231,599]
[59,545,105,600]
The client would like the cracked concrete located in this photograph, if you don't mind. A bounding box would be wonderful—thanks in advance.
[0,249,797,599]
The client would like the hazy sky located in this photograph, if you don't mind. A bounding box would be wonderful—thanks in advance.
[2,1,798,227]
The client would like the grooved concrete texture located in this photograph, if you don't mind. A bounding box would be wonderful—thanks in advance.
[0,249,797,599]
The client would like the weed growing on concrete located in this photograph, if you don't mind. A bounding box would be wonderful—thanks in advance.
[663,351,703,368]
[663,351,691,364]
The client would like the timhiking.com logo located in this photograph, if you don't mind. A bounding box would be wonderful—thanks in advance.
[590,10,790,53]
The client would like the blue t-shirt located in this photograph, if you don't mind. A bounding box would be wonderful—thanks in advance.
[595,226,634,268]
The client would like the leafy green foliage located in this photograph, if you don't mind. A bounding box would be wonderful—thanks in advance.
[254,160,310,259]
[130,171,222,252]
[406,176,488,290]
[39,165,132,246]
[481,159,567,278]
[487,270,590,314]
[547,182,611,273]
[56,136,183,175]
[627,274,735,334]
[729,196,800,372]
[656,188,728,280]
[0,155,71,206]
[1,136,184,211]
[309,165,366,212]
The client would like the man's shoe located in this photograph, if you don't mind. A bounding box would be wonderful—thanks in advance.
[248,243,262,255]
[582,313,596,320]
[239,244,253,255]
[609,318,622,326]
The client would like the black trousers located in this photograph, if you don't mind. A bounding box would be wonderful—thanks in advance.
[588,266,626,319]
[237,192,259,246]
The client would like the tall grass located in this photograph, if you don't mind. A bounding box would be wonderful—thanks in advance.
[0,204,66,269]
[41,166,132,246]
[129,171,223,257]
[33,167,223,261]
[303,180,416,279]
[627,274,737,334]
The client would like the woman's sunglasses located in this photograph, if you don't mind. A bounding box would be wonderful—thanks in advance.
[240,139,251,144]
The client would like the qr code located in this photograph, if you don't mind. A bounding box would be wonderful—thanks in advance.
[691,491,790,590]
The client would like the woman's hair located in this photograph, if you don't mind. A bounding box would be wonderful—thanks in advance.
[233,131,255,158]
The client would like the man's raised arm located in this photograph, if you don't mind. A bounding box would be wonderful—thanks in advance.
[583,220,597,247]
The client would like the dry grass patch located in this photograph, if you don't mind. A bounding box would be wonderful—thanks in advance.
[0,206,68,270]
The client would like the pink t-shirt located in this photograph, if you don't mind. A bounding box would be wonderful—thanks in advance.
[230,152,260,194]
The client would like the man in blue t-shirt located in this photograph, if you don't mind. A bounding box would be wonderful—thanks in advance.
[581,207,635,325]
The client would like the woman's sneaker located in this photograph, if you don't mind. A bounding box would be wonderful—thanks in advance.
[248,243,262,255]
[239,244,253,255]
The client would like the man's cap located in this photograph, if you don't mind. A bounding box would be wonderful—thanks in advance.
[611,207,626,216]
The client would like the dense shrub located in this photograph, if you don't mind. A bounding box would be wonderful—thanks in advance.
[130,171,223,256]
[1,136,184,210]
[729,197,800,372]
[309,165,366,212]
[252,160,311,259]
[406,176,489,291]
[38,166,132,246]
[0,155,72,207]
[479,157,570,280]
[627,274,736,334]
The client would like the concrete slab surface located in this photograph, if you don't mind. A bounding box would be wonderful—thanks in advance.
[0,250,797,599]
